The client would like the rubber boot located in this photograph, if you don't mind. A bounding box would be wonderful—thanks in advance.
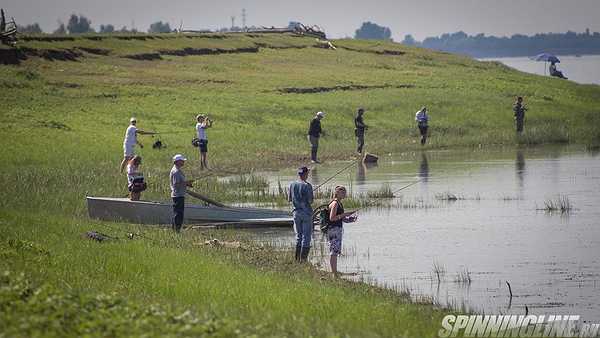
[300,246,310,262]
[294,244,302,261]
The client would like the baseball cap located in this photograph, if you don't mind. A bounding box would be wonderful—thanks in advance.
[297,166,310,175]
[130,117,137,123]
[173,154,187,162]
[316,111,325,118]
[196,114,205,120]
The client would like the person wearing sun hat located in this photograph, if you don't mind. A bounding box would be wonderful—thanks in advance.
[170,154,193,232]
[119,117,156,173]
[307,111,325,163]
[288,166,314,262]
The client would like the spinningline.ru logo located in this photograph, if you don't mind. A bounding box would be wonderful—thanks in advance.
[438,315,600,337]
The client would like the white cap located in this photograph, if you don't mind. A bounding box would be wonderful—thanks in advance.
[130,117,137,123]
[316,111,325,118]
[172,154,187,162]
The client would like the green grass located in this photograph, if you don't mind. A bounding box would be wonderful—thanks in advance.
[1,32,599,336]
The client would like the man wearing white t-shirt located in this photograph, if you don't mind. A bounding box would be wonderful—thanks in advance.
[195,114,213,170]
[120,117,156,173]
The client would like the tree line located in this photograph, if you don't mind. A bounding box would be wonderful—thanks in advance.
[16,14,172,34]
[401,30,600,57]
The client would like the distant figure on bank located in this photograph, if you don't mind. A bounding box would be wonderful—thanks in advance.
[549,62,567,79]
[327,186,357,276]
[288,166,314,262]
[170,154,193,233]
[513,97,527,133]
[120,117,156,173]
[415,107,429,145]
[126,156,146,201]
[195,114,213,170]
[354,108,368,154]
[308,111,325,163]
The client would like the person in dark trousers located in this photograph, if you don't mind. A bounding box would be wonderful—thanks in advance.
[354,108,368,154]
[513,97,527,133]
[288,166,314,262]
[415,107,429,145]
[170,154,193,233]
[308,111,325,163]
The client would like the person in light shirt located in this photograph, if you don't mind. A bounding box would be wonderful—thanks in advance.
[415,107,429,146]
[195,114,213,170]
[120,117,156,173]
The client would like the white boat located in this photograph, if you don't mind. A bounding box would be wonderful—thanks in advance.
[86,196,293,227]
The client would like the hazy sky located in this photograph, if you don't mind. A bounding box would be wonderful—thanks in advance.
[4,0,600,40]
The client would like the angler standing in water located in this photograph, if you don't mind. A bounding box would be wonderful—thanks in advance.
[327,186,357,276]
[288,166,314,262]
[415,107,429,146]
[354,108,368,154]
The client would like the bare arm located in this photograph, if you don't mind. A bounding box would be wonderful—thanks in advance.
[136,129,157,135]
[329,201,355,222]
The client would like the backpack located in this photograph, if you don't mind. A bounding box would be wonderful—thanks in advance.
[319,207,330,233]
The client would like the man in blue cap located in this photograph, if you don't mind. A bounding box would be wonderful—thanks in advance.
[288,166,314,262]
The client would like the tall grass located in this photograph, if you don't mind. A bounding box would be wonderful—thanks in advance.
[539,195,574,214]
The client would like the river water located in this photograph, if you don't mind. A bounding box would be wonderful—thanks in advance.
[480,55,600,85]
[248,146,600,321]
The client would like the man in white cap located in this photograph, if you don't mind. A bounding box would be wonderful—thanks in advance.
[170,154,193,232]
[120,117,156,173]
[307,111,325,163]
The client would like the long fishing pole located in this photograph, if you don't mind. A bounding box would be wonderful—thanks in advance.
[312,158,361,191]
[353,178,423,212]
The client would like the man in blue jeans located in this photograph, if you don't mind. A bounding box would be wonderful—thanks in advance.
[288,166,314,262]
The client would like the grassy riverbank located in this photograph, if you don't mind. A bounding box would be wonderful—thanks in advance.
[1,32,599,336]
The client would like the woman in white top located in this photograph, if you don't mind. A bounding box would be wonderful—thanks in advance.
[195,114,213,170]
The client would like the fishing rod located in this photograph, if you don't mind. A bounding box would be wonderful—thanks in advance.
[312,158,361,191]
[352,178,423,212]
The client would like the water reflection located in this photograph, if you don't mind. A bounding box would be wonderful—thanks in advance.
[515,149,525,189]
[418,152,430,183]
[356,162,366,186]
[310,167,320,187]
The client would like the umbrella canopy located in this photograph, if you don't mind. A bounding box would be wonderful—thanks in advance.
[533,53,560,63]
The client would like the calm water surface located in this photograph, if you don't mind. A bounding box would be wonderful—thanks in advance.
[247,146,600,320]
[481,55,600,85]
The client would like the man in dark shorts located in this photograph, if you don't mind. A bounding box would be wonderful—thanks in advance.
[354,108,368,154]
